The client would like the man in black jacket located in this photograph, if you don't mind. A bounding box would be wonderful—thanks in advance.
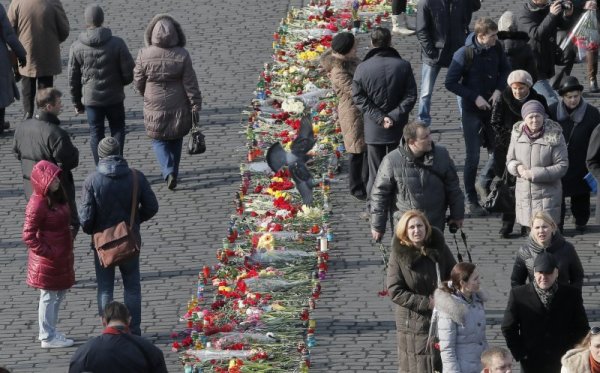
[13,87,80,235]
[519,0,574,106]
[502,252,589,373]
[79,137,158,336]
[415,0,478,125]
[352,27,417,199]
[69,301,167,373]
[68,4,135,165]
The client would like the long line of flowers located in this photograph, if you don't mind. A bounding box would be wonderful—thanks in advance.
[172,1,391,372]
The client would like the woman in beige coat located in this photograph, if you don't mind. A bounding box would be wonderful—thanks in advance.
[561,328,600,373]
[506,100,568,234]
[134,14,202,190]
[320,32,367,200]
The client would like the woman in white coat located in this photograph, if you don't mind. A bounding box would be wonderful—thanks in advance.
[434,262,487,373]
[506,99,568,235]
[561,327,600,373]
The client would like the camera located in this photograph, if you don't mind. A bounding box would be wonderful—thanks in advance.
[554,0,572,10]
[447,216,458,234]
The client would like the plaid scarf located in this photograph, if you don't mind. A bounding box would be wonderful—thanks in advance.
[533,279,558,310]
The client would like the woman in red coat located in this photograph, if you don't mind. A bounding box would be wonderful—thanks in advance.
[23,160,75,348]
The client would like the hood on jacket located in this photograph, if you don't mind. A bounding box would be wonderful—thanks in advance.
[363,46,401,61]
[512,118,563,145]
[30,160,61,197]
[320,50,360,73]
[144,14,186,48]
[391,226,447,268]
[78,27,112,47]
[399,138,437,167]
[434,288,487,325]
[97,156,130,178]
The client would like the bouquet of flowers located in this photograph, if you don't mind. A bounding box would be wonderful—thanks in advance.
[560,10,600,61]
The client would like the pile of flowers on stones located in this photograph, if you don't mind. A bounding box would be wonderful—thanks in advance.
[173,1,390,372]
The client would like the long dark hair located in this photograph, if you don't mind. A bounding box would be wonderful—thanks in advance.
[440,262,477,294]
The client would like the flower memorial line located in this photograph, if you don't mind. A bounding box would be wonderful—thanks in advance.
[172,1,393,371]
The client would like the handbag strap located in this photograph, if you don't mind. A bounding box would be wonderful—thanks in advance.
[129,169,139,227]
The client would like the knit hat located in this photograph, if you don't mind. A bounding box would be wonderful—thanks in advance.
[331,32,355,55]
[97,137,120,158]
[84,4,104,27]
[498,11,517,32]
[521,100,546,119]
[507,70,533,88]
[557,76,584,96]
[533,252,558,273]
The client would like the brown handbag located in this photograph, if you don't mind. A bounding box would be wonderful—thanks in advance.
[93,169,140,268]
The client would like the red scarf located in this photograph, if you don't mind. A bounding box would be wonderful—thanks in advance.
[102,325,130,335]
[590,353,600,373]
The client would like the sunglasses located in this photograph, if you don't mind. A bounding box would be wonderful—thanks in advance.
[592,326,600,335]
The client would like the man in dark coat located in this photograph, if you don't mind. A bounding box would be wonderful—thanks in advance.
[549,76,600,232]
[370,121,464,239]
[68,4,135,165]
[445,17,511,216]
[79,137,158,336]
[518,0,574,106]
[586,117,600,227]
[352,27,417,199]
[415,0,477,125]
[13,87,80,234]
[69,301,167,373]
[502,252,589,373]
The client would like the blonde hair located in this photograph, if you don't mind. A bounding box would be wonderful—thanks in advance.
[529,211,558,235]
[395,210,432,246]
[481,346,511,368]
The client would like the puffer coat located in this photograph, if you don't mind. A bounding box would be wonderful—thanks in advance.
[23,160,74,291]
[510,232,584,290]
[506,119,568,226]
[68,26,135,107]
[134,14,202,140]
[370,141,464,232]
[321,52,365,154]
[7,0,69,77]
[352,46,417,144]
[549,99,600,197]
[387,227,456,373]
[560,347,592,373]
[0,4,26,108]
[434,289,488,373]
[489,87,548,177]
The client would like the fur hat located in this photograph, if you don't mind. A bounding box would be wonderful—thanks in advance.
[498,11,517,32]
[557,76,584,96]
[521,100,546,119]
[97,137,120,158]
[331,32,355,55]
[84,4,104,27]
[507,70,533,87]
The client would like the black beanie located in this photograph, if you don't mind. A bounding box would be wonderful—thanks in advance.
[331,32,355,55]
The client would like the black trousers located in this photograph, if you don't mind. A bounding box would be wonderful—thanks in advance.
[349,152,368,197]
[0,107,5,134]
[21,76,53,118]
[560,193,591,228]
[391,0,408,14]
[366,143,399,198]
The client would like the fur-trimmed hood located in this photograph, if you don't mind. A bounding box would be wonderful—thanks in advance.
[144,14,186,47]
[560,347,590,372]
[511,119,563,145]
[434,288,487,325]
[319,50,360,74]
[391,226,447,269]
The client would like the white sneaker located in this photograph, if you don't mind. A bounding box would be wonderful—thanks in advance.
[396,26,416,36]
[41,337,74,348]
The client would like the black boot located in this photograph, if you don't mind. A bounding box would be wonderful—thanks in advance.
[499,222,513,238]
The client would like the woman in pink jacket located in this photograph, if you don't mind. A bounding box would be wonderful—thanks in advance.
[23,160,74,348]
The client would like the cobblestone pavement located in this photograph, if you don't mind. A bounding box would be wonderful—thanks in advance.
[1,0,600,372]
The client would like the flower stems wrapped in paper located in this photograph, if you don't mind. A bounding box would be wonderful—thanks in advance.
[560,9,600,61]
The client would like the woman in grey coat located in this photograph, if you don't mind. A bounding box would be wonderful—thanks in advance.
[387,209,456,373]
[0,3,26,134]
[134,14,202,190]
[506,100,568,231]
[434,262,487,373]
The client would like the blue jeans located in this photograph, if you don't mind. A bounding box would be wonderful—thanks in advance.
[87,102,126,165]
[532,80,558,107]
[94,251,142,335]
[417,63,442,126]
[152,138,183,180]
[38,289,67,341]
[462,110,487,203]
